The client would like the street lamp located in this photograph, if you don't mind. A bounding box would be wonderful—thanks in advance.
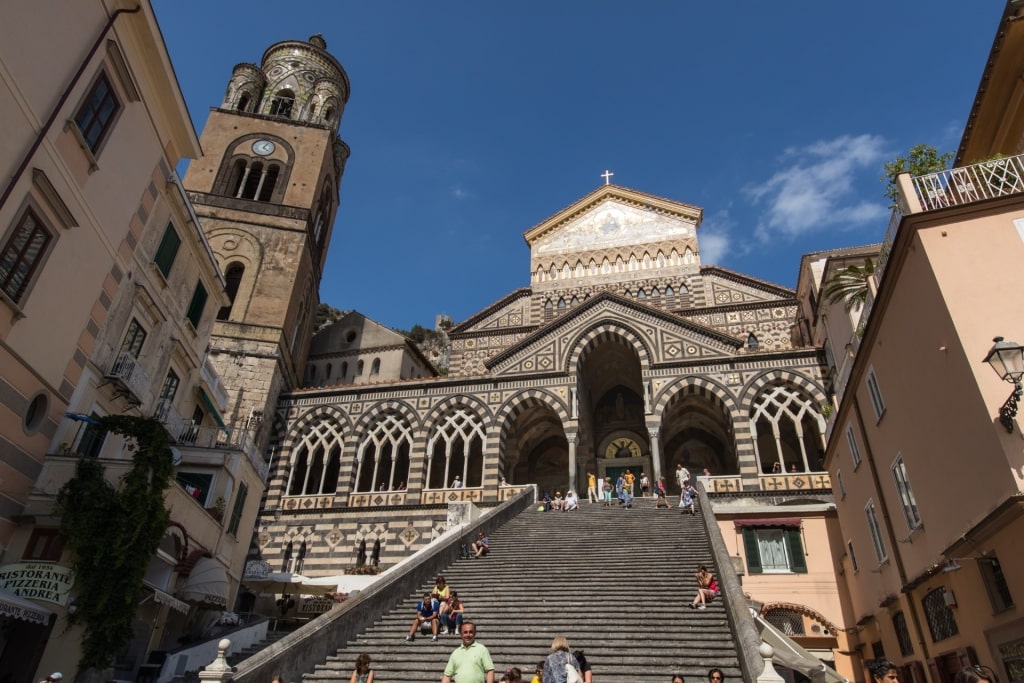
[983,336,1024,432]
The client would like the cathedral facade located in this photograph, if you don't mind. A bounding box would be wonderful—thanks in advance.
[255,183,831,575]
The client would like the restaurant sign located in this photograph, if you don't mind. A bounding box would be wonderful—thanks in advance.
[0,562,75,606]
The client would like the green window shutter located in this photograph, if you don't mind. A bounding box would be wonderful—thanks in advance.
[743,528,763,574]
[227,482,248,537]
[154,223,181,277]
[785,528,808,573]
[186,281,208,328]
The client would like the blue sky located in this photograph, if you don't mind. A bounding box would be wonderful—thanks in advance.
[155,1,1003,331]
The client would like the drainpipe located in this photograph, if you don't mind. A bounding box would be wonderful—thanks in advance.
[0,5,142,213]
[851,399,932,667]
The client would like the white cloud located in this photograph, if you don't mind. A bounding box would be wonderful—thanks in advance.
[745,134,890,240]
[698,209,737,265]
[451,186,470,200]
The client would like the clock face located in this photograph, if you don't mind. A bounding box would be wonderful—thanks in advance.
[605,438,641,459]
[251,140,275,156]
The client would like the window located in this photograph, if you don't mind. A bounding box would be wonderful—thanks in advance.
[357,360,364,375]
[425,407,486,489]
[176,471,213,506]
[287,419,343,496]
[0,208,53,304]
[891,454,921,530]
[22,528,65,561]
[227,482,248,537]
[865,499,887,563]
[77,413,108,458]
[847,540,859,573]
[153,223,181,278]
[269,90,295,117]
[764,608,805,636]
[979,556,1014,612]
[747,333,759,351]
[218,262,244,320]
[120,318,147,358]
[237,93,251,112]
[741,526,807,574]
[356,412,413,492]
[186,281,208,328]
[24,392,49,434]
[370,358,381,375]
[922,587,959,642]
[866,368,886,420]
[159,369,180,402]
[893,612,914,656]
[836,469,846,499]
[228,161,282,201]
[74,71,121,152]
[846,425,862,468]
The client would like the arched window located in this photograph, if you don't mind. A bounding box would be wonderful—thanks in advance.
[371,539,381,566]
[313,186,332,248]
[747,333,759,351]
[217,262,245,320]
[241,162,263,199]
[325,363,332,381]
[750,383,826,474]
[269,90,295,117]
[308,102,317,119]
[230,160,283,201]
[665,286,674,296]
[371,358,381,375]
[286,418,344,496]
[637,289,646,300]
[764,608,805,636]
[341,361,348,379]
[324,107,334,123]
[354,413,412,492]
[227,159,247,197]
[357,359,364,375]
[426,407,486,488]
[684,248,695,264]
[237,93,251,112]
[557,298,566,310]
[258,164,279,201]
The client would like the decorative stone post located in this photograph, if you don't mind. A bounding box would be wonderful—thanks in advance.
[648,426,662,481]
[756,643,785,683]
[199,639,234,683]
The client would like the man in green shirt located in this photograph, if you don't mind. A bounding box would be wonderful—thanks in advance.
[442,620,494,683]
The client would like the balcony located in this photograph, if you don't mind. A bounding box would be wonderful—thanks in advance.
[200,357,229,413]
[105,352,151,404]
[154,398,185,440]
[905,155,1024,212]
[178,424,267,481]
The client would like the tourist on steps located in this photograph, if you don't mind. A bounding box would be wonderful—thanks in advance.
[471,529,490,557]
[671,675,686,683]
[655,476,670,508]
[681,482,697,515]
[586,471,598,503]
[563,490,580,511]
[708,669,725,683]
[442,590,466,635]
[574,650,593,683]
[690,565,720,610]
[551,491,564,511]
[432,575,451,624]
[675,463,691,504]
[442,620,495,683]
[404,591,440,642]
[543,636,581,683]
[531,660,545,683]
[602,477,613,506]
[349,653,374,683]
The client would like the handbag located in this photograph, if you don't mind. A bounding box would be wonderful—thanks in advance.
[566,653,583,683]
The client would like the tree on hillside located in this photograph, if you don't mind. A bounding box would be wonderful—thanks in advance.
[881,143,954,207]
[316,303,346,331]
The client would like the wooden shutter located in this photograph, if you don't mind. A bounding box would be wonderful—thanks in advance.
[785,528,808,573]
[742,528,763,574]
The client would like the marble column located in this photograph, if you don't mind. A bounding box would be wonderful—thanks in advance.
[648,425,663,482]
[566,431,578,491]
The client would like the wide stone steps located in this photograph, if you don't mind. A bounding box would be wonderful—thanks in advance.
[296,499,742,683]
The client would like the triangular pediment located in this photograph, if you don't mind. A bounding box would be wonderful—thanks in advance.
[486,292,741,376]
[523,185,703,255]
[449,289,532,334]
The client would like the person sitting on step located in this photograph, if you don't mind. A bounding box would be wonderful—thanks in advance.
[690,565,720,610]
[563,490,580,511]
[442,591,466,635]
[471,529,490,558]
[551,491,564,511]
[432,575,452,624]
[405,591,440,642]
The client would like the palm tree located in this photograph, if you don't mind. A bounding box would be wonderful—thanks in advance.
[821,258,875,312]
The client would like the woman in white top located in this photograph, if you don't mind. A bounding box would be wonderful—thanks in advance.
[563,490,580,511]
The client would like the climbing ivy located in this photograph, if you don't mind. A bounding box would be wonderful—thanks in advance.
[57,415,174,673]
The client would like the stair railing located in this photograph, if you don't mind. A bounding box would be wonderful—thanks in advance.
[695,482,764,683]
[228,488,538,683]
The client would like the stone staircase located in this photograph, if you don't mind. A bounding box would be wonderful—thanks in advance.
[302,497,743,682]
[228,630,290,668]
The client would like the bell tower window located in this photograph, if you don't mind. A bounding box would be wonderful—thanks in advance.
[237,93,251,112]
[228,160,282,202]
[218,262,245,320]
[269,90,295,118]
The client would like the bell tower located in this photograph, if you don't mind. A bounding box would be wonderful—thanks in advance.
[183,34,350,446]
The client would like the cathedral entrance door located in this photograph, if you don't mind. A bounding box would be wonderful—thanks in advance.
[603,461,649,502]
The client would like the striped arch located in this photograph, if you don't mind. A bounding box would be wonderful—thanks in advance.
[742,370,827,474]
[741,369,827,410]
[760,602,841,636]
[352,399,422,436]
[424,399,489,489]
[423,393,495,426]
[656,376,750,481]
[495,390,571,443]
[495,390,570,484]
[565,321,653,375]
[284,405,353,448]
[350,400,422,494]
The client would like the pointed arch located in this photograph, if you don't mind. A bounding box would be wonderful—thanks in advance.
[565,321,653,376]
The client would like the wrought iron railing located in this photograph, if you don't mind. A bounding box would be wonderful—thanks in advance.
[154,398,185,440]
[177,423,267,480]
[106,351,151,402]
[912,155,1024,211]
